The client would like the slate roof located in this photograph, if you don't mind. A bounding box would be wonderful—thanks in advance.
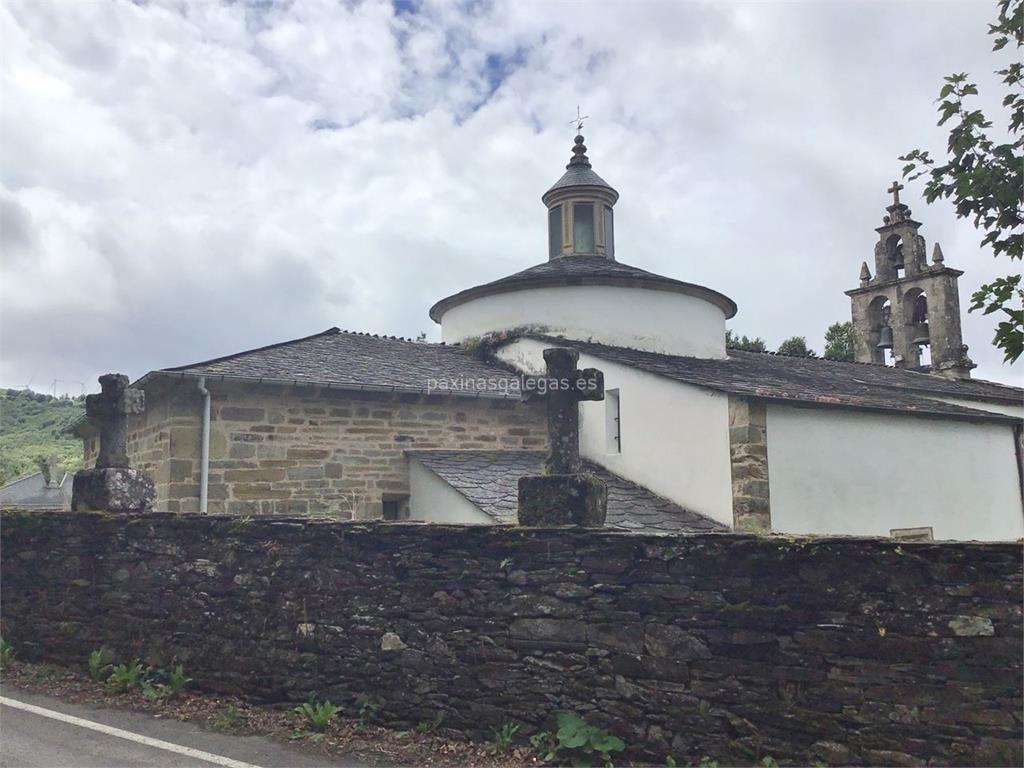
[524,335,1023,423]
[430,256,738,320]
[546,165,616,195]
[409,450,727,534]
[0,471,72,509]
[144,328,520,399]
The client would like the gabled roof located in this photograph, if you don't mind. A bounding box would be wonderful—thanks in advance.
[143,328,520,399]
[408,450,727,534]
[0,471,72,509]
[522,335,1023,424]
[429,256,738,320]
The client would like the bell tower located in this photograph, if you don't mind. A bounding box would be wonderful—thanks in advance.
[845,181,975,379]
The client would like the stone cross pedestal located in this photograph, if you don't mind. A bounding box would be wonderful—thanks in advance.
[517,347,608,527]
[72,374,156,513]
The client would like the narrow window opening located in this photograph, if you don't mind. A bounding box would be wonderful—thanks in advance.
[548,206,562,257]
[382,495,410,521]
[605,388,621,454]
[604,206,614,258]
[573,203,594,253]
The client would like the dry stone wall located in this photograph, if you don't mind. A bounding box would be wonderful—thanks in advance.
[2,511,1020,765]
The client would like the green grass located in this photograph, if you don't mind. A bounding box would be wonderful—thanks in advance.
[0,389,84,485]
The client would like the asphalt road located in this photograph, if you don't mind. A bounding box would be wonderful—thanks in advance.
[0,686,354,768]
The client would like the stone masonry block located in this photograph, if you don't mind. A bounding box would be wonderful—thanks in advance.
[518,473,607,527]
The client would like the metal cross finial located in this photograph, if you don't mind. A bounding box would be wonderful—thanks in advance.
[888,180,904,206]
[569,105,589,134]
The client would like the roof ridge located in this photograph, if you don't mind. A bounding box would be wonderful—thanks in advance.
[160,327,342,373]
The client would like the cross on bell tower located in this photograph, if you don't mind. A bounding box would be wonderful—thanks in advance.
[845,182,974,379]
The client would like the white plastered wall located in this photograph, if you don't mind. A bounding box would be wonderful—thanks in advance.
[440,284,728,359]
[766,404,1024,541]
[408,459,492,524]
[496,338,734,526]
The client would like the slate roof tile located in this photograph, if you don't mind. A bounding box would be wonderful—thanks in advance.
[408,449,727,534]
[151,328,521,399]
[429,256,738,320]
[525,335,1022,422]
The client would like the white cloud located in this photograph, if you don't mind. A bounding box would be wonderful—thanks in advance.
[0,0,1018,392]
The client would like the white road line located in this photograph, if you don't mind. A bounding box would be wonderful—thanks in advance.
[0,695,264,768]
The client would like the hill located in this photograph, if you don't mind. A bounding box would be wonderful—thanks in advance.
[0,389,85,485]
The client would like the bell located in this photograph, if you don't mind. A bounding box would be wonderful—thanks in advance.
[911,322,930,346]
[876,325,894,349]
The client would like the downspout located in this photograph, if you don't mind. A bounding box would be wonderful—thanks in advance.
[197,377,211,514]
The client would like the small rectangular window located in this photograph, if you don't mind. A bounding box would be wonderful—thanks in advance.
[382,496,410,521]
[605,388,621,453]
[604,206,614,257]
[573,203,594,253]
[548,207,562,257]
[890,527,933,541]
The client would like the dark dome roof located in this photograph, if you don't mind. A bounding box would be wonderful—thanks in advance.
[543,134,618,202]
[429,256,737,321]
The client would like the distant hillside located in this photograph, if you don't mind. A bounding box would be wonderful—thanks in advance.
[0,389,85,485]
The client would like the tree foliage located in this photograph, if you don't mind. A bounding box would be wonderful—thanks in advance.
[0,389,84,485]
[900,0,1023,362]
[776,336,817,358]
[725,330,767,352]
[823,321,855,362]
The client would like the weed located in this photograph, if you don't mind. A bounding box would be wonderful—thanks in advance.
[355,694,381,724]
[107,661,146,693]
[492,722,520,752]
[167,664,191,696]
[697,759,719,768]
[216,704,244,731]
[87,648,114,683]
[499,557,514,570]
[294,699,339,733]
[761,758,779,768]
[532,712,625,766]
[416,711,445,734]
[666,757,677,767]
[0,638,14,669]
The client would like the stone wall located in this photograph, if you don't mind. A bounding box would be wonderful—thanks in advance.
[2,510,1020,766]
[85,381,547,518]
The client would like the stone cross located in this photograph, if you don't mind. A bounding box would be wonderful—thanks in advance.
[517,348,608,528]
[888,179,904,206]
[524,347,604,474]
[72,373,155,513]
[44,455,59,488]
[86,373,145,469]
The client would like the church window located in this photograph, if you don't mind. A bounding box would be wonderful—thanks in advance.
[382,495,409,521]
[548,206,562,257]
[605,388,621,453]
[604,206,614,257]
[573,203,595,253]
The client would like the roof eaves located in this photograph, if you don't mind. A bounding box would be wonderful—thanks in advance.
[141,370,516,401]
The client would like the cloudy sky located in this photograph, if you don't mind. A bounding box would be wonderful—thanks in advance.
[1,0,1019,394]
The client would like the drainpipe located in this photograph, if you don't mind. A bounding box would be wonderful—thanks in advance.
[197,377,211,514]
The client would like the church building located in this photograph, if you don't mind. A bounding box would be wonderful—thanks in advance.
[77,133,1024,541]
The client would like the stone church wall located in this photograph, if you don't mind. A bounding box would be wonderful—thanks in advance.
[3,510,1021,766]
[86,381,547,518]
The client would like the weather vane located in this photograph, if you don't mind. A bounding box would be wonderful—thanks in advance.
[569,105,589,134]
